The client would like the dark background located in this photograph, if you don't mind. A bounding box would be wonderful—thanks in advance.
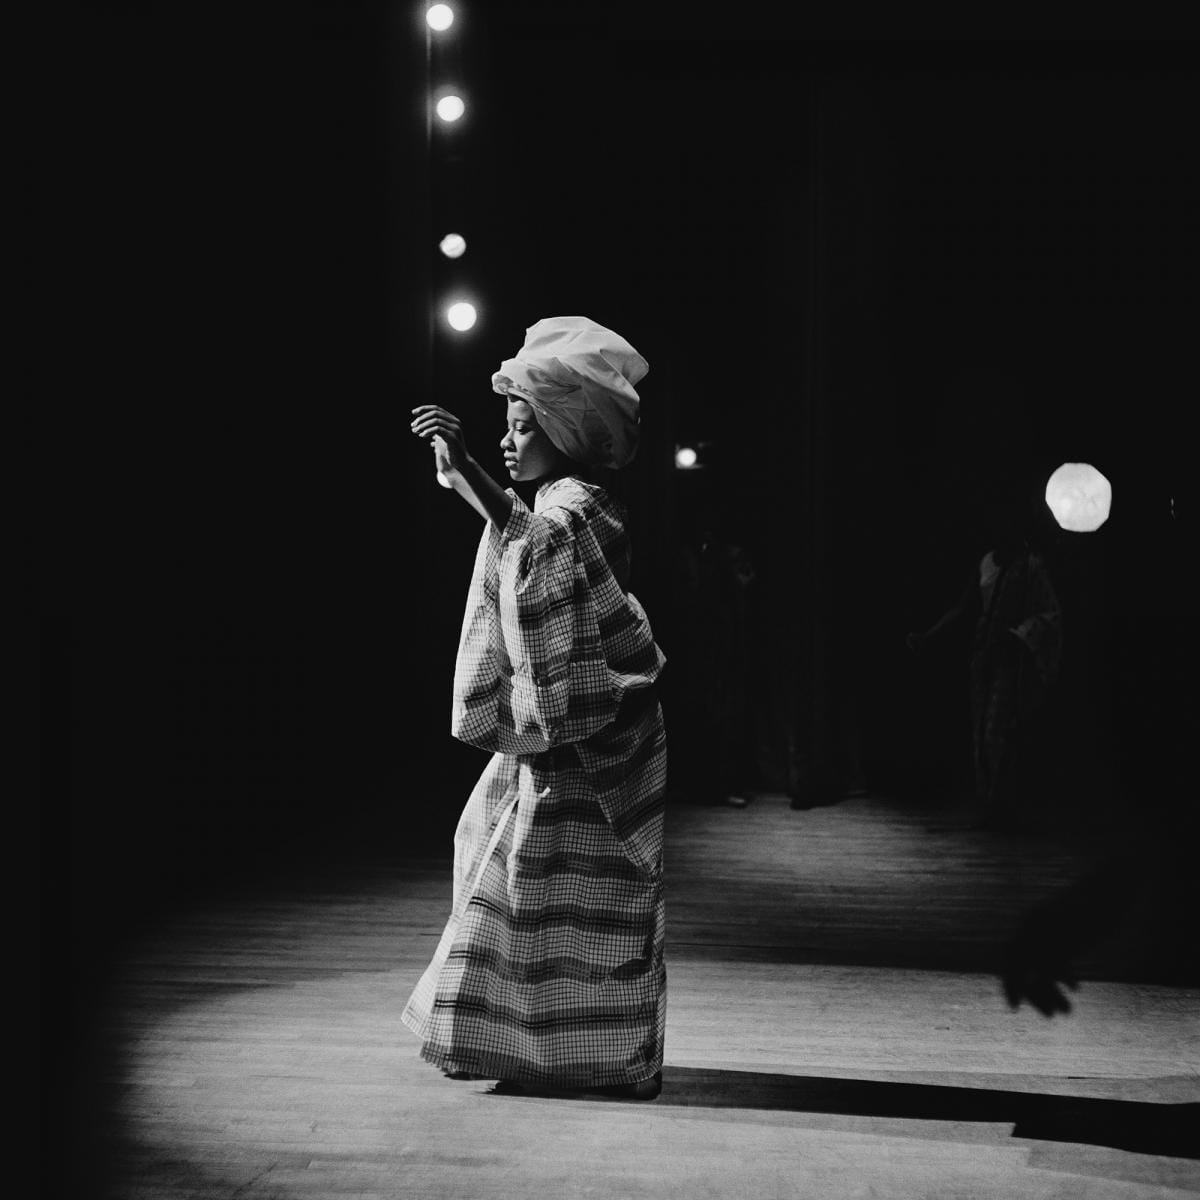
[39,2,1192,1099]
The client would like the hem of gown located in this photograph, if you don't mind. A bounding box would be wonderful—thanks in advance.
[403,1001,665,1088]
[414,1040,664,1089]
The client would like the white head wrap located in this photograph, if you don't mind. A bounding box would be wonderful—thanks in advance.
[491,316,649,469]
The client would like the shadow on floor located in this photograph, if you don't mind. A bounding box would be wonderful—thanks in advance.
[649,1068,1198,1159]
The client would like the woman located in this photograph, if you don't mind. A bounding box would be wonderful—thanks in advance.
[908,475,1062,828]
[402,316,668,1099]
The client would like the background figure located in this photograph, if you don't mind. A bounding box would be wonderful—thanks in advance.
[1002,502,1193,1011]
[670,514,757,807]
[909,476,1062,828]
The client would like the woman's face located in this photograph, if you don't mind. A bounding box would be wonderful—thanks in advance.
[499,397,570,483]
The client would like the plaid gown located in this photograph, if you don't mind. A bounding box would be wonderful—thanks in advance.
[402,476,668,1086]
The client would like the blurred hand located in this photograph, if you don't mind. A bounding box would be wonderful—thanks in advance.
[1002,939,1080,1016]
[1002,852,1153,1019]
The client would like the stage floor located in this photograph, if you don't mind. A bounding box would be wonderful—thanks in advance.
[71,793,1199,1198]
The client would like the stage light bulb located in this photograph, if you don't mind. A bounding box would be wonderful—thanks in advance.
[426,4,454,31]
[439,232,467,259]
[1044,462,1112,532]
[436,94,465,123]
[446,301,477,331]
[675,446,699,469]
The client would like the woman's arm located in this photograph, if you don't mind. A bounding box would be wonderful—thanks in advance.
[907,573,977,652]
[411,405,514,528]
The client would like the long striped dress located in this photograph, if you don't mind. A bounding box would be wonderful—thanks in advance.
[402,475,668,1087]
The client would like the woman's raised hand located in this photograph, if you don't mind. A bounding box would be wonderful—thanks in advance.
[411,405,470,475]
[410,403,512,526]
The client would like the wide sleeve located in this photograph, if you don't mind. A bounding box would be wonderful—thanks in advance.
[450,492,619,755]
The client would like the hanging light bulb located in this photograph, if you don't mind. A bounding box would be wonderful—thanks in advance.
[435,94,465,123]
[1044,462,1112,532]
[446,301,477,331]
[439,232,467,259]
[426,4,454,31]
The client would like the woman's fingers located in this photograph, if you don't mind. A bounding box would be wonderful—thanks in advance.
[411,405,460,422]
[411,415,463,440]
[410,407,461,426]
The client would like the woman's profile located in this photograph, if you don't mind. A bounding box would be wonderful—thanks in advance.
[402,316,668,1099]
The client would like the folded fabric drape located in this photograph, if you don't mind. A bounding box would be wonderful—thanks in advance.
[491,315,648,470]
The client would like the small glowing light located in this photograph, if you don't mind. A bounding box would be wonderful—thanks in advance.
[436,94,465,123]
[1044,462,1112,532]
[675,446,699,469]
[426,4,454,31]
[439,232,467,259]
[446,301,477,331]
[436,471,453,488]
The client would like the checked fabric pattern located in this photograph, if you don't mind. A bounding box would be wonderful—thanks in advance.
[402,477,669,1086]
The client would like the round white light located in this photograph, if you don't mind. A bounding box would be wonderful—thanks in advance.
[439,232,467,259]
[675,446,698,469]
[435,94,465,123]
[1044,462,1112,532]
[446,301,477,331]
[426,4,454,31]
